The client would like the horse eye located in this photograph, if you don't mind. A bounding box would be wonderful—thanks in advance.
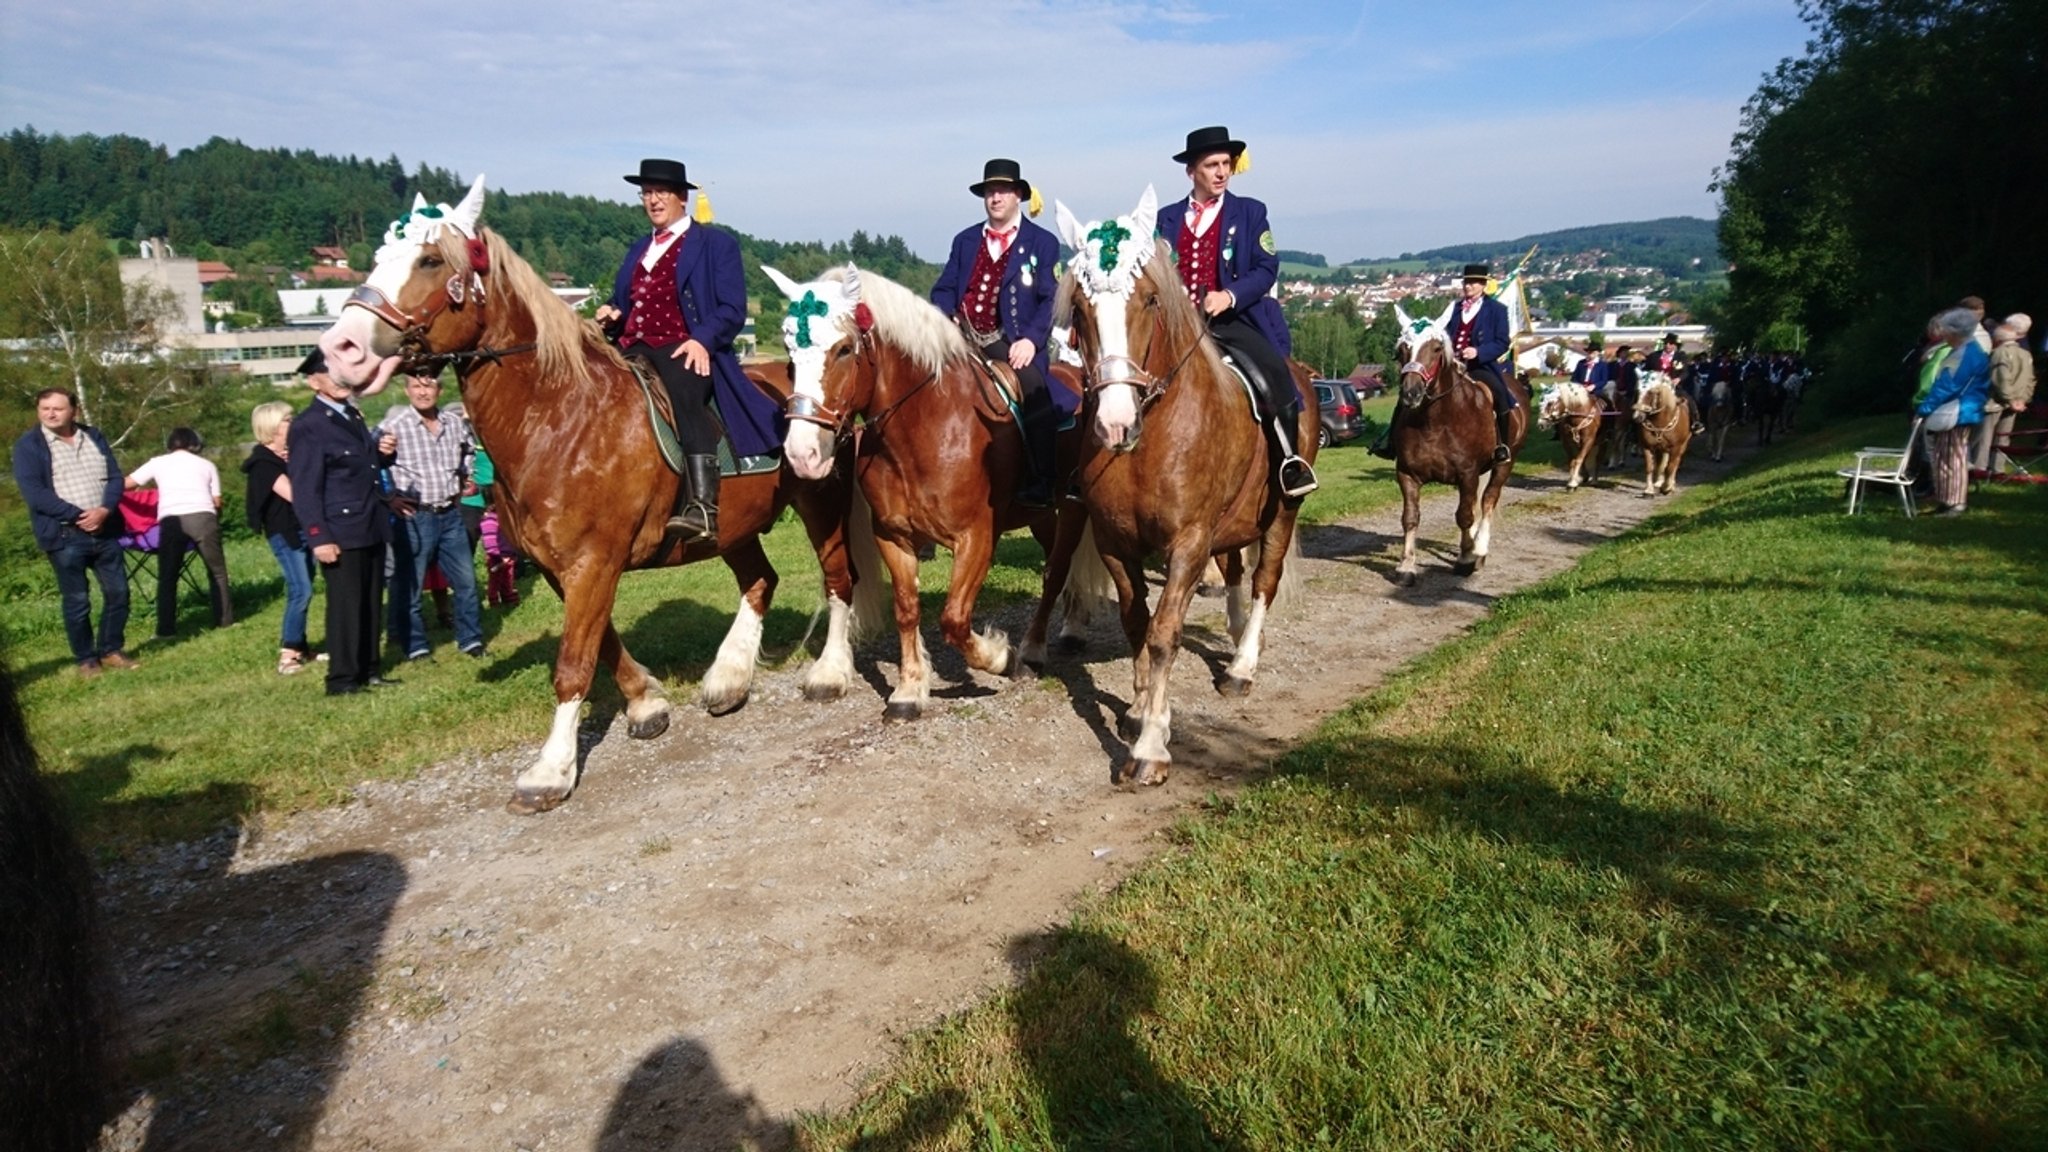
[419,253,443,269]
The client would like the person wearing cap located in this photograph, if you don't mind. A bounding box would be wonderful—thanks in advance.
[11,387,137,679]
[1645,331,1705,434]
[1445,263,1522,461]
[594,158,771,541]
[929,159,1066,507]
[1160,126,1316,498]
[1978,313,2037,474]
[287,349,397,696]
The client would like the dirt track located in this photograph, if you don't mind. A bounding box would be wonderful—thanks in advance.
[97,444,1750,1151]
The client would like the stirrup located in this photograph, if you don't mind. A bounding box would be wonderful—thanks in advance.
[1492,443,1512,463]
[667,503,717,541]
[1278,455,1318,499]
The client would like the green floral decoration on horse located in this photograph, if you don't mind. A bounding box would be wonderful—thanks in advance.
[1089,220,1131,274]
[788,290,830,349]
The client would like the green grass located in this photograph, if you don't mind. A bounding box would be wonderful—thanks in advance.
[798,417,2048,1150]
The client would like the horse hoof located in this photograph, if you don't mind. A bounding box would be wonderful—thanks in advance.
[1054,634,1087,655]
[1452,561,1477,577]
[883,701,923,723]
[626,710,670,741]
[1128,759,1171,787]
[506,786,570,816]
[801,680,846,702]
[701,690,748,718]
[1395,570,1418,588]
[1216,674,1253,698]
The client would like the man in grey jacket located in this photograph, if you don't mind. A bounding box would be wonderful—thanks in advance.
[1976,314,2037,475]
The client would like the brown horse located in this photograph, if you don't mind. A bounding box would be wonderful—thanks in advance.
[315,178,863,813]
[1027,187,1315,788]
[764,263,1079,720]
[1705,377,1736,462]
[1387,305,1528,585]
[1632,375,1693,495]
[1540,381,1605,490]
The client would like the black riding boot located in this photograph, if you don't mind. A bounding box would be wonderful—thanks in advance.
[669,454,720,541]
[1493,409,1515,463]
[1688,397,1706,435]
[1018,387,1058,508]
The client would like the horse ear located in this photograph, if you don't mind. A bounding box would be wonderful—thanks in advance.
[1133,184,1158,240]
[760,265,804,300]
[841,263,862,301]
[1054,200,1084,251]
[1430,300,1454,332]
[411,192,430,214]
[451,174,488,236]
[1394,303,1414,333]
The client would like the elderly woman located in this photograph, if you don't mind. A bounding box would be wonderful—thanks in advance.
[242,401,318,673]
[1975,314,2037,475]
[125,426,232,635]
[1917,306,1993,516]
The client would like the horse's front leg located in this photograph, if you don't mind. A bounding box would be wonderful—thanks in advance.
[1122,540,1204,788]
[1642,442,1658,496]
[1022,502,1090,672]
[794,478,858,702]
[1395,470,1424,586]
[875,530,930,722]
[1473,460,1509,572]
[938,525,1010,677]
[699,537,775,716]
[510,561,622,815]
[1098,548,1150,746]
[1451,473,1481,576]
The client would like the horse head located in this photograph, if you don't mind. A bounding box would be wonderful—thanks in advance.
[1392,300,1455,411]
[318,174,492,395]
[1054,185,1161,451]
[764,264,868,480]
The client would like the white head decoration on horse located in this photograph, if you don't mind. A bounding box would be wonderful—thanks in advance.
[1053,185,1160,448]
[762,264,867,480]
[353,174,491,316]
[1391,300,1455,367]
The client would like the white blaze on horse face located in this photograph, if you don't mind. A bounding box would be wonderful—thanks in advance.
[1063,190,1161,448]
[765,264,858,480]
[325,174,492,390]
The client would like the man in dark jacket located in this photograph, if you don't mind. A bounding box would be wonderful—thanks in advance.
[288,350,395,696]
[1444,264,1520,462]
[11,389,137,677]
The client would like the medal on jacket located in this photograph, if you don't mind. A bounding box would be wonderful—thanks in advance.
[1222,225,1236,265]
[1021,253,1036,288]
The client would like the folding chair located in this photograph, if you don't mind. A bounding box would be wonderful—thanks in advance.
[117,489,206,604]
[1837,417,1924,516]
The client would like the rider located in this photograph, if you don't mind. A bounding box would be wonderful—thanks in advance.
[929,159,1065,508]
[594,157,753,542]
[1646,331,1705,435]
[1447,264,1521,462]
[1160,126,1316,499]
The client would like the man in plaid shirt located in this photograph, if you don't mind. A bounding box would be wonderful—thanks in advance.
[377,373,485,659]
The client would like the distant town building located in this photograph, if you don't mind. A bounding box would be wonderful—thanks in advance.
[118,239,205,336]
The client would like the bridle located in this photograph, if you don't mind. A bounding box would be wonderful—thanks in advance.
[1079,289,1204,410]
[780,332,938,445]
[1397,337,1452,406]
[343,259,534,375]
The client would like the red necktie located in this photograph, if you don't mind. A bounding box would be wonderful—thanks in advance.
[651,230,677,250]
[986,228,1015,256]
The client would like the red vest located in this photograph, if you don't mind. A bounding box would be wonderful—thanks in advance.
[961,239,1012,337]
[621,234,690,348]
[1175,218,1222,307]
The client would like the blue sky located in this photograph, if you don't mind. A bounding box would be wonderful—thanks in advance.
[0,0,1810,263]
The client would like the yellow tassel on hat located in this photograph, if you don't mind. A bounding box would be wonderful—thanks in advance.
[693,190,714,224]
[1233,147,1252,175]
[1027,186,1044,218]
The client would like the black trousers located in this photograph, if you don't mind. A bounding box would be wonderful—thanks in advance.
[625,342,720,455]
[1208,313,1299,422]
[322,543,385,693]
[155,510,232,635]
[1468,362,1519,414]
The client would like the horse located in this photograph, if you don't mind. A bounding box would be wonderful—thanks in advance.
[1386,302,1528,585]
[764,262,1081,721]
[1604,359,1638,471]
[1705,377,1736,462]
[1022,186,1314,788]
[1743,360,1783,447]
[1538,380,1605,490]
[314,177,864,814]
[1632,374,1692,495]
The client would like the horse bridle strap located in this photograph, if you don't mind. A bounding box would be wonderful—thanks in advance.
[784,391,848,432]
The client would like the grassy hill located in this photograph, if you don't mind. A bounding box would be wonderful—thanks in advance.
[1361,216,1721,275]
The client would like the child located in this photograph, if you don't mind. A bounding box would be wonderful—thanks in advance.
[480,508,520,607]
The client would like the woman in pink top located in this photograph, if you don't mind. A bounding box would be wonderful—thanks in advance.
[125,427,233,636]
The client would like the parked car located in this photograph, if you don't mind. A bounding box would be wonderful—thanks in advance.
[1312,379,1365,448]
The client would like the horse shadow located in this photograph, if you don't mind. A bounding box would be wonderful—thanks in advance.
[594,1035,794,1151]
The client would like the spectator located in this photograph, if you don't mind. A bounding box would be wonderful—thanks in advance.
[1976,314,2037,475]
[377,373,485,660]
[1918,307,1993,516]
[288,349,395,697]
[243,401,319,674]
[126,427,233,636]
[1957,295,1995,354]
[9,389,137,678]
[481,506,521,607]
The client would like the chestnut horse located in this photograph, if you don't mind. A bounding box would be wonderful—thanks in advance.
[1632,375,1692,495]
[1387,304,1528,585]
[315,178,863,813]
[1026,186,1315,788]
[1539,381,1605,490]
[765,262,1079,720]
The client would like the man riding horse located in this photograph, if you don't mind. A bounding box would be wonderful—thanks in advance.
[928,158,1067,508]
[1373,264,1520,462]
[1159,126,1316,499]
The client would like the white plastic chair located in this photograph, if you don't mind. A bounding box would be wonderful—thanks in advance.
[1837,417,1925,516]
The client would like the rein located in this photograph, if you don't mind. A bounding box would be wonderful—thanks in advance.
[783,337,939,444]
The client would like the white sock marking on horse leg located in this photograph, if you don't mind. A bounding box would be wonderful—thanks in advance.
[889,633,932,710]
[804,595,856,696]
[1398,527,1419,575]
[702,596,764,705]
[1475,513,1493,559]
[1224,597,1267,682]
[966,625,1011,676]
[1131,703,1173,763]
[624,661,669,726]
[518,698,584,794]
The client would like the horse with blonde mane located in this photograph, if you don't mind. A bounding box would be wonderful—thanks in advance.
[315,177,864,813]
[765,262,1082,721]
[1539,381,1605,490]
[1632,374,1692,495]
[1027,187,1315,788]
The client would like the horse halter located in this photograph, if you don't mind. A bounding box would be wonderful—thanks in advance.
[1398,340,1450,406]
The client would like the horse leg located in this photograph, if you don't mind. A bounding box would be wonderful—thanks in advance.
[1122,542,1203,788]
[1565,432,1583,490]
[1220,547,1249,645]
[1024,505,1093,670]
[1643,445,1658,496]
[700,537,775,716]
[1395,471,1423,586]
[602,622,670,741]
[1221,519,1291,697]
[1472,463,1506,571]
[938,526,1011,678]
[1451,474,1481,576]
[795,481,858,702]
[1099,549,1151,745]
[875,531,930,722]
[509,562,621,814]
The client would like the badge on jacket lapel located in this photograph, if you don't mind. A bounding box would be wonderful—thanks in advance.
[1021,253,1037,288]
[1222,225,1237,265]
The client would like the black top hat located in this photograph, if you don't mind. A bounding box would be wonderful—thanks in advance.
[969,158,1032,199]
[623,158,697,191]
[297,348,328,377]
[1174,126,1246,165]
[1461,263,1491,282]
[1662,331,1681,344]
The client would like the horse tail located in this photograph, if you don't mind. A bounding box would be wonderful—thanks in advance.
[844,484,888,647]
[1245,531,1306,613]
[1058,520,1116,623]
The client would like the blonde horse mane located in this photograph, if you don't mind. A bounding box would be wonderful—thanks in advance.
[1633,377,1679,419]
[817,265,972,376]
[441,229,627,389]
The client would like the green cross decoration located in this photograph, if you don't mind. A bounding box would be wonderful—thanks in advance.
[1088,220,1131,274]
[394,204,446,238]
[788,290,830,349]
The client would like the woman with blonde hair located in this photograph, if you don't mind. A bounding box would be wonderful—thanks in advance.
[242,401,319,673]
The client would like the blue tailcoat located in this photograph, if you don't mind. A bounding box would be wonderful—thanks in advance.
[1572,356,1611,391]
[607,224,783,457]
[287,399,393,552]
[1158,192,1291,357]
[929,217,1072,415]
[1446,296,1511,375]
